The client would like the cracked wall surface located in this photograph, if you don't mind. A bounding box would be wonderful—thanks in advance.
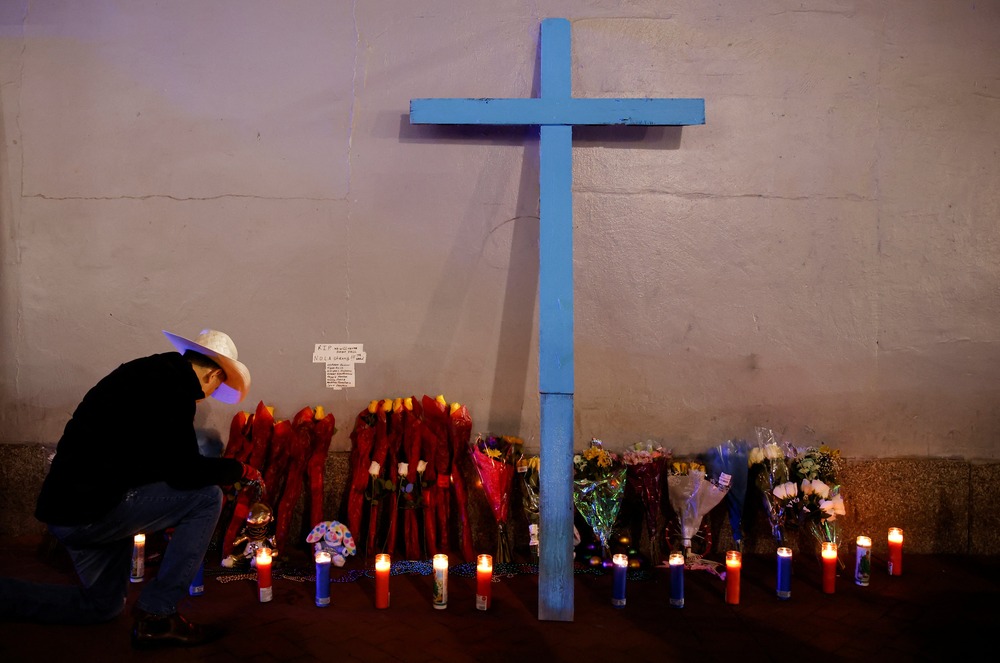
[0,1,998,464]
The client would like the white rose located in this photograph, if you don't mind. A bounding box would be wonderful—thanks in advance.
[398,462,408,476]
[368,461,380,476]
[417,460,427,473]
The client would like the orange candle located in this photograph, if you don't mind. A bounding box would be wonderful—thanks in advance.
[374,554,391,609]
[887,528,903,576]
[725,550,741,605]
[821,542,838,594]
[256,548,273,602]
[476,554,493,611]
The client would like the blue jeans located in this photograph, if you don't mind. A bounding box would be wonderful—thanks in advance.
[0,482,222,624]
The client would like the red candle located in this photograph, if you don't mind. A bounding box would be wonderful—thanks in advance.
[256,548,273,603]
[887,528,903,576]
[374,554,390,609]
[476,554,493,611]
[725,550,741,605]
[821,542,838,594]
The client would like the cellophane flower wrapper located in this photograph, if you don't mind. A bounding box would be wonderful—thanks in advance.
[470,434,520,563]
[516,454,541,562]
[748,427,795,544]
[622,442,669,565]
[667,469,729,556]
[573,467,627,559]
[704,439,749,551]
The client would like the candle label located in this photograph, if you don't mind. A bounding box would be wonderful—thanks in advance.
[259,586,273,602]
[433,568,448,609]
[669,554,685,609]
[316,595,330,607]
[189,563,205,596]
[476,594,488,611]
[612,596,626,608]
[855,547,871,586]
[130,547,144,583]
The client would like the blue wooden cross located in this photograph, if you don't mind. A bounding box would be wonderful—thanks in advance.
[410,18,704,621]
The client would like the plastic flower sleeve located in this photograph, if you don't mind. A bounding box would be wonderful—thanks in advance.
[517,455,541,562]
[704,439,749,551]
[749,427,795,544]
[470,434,519,563]
[667,469,729,558]
[573,466,627,559]
[624,455,667,565]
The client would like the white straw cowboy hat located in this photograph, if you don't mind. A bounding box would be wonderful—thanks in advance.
[162,329,251,404]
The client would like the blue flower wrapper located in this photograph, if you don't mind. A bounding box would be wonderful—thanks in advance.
[704,439,749,551]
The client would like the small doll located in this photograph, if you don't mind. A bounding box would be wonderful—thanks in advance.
[221,502,279,568]
[306,520,357,567]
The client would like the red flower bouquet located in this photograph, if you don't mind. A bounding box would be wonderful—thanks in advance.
[470,434,523,563]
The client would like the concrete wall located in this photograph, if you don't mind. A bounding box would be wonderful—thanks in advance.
[1,2,998,469]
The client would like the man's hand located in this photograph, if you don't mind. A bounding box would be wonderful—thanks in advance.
[241,463,263,484]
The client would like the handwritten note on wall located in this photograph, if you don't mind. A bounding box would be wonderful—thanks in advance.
[313,343,366,390]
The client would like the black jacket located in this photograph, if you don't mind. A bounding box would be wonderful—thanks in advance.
[35,352,243,525]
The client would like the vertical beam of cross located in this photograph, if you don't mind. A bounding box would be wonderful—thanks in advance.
[410,18,704,622]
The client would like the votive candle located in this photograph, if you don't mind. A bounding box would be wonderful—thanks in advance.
[375,553,391,609]
[725,550,742,605]
[432,554,448,609]
[189,560,205,596]
[668,552,685,608]
[776,547,792,600]
[476,554,493,611]
[315,551,332,607]
[888,528,903,576]
[611,553,628,608]
[256,548,273,603]
[821,542,838,594]
[130,534,145,583]
[854,536,872,586]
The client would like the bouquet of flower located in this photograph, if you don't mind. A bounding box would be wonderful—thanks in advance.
[573,439,627,559]
[748,427,796,544]
[516,453,541,562]
[622,441,670,565]
[470,433,523,563]
[704,439,749,552]
[667,460,729,559]
[790,445,845,556]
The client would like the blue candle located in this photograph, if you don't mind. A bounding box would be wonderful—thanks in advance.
[776,547,792,600]
[188,560,205,596]
[669,552,685,608]
[611,554,627,608]
[315,551,332,607]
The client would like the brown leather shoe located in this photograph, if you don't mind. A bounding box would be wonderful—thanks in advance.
[130,608,223,649]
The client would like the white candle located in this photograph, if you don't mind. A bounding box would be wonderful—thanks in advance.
[130,534,145,583]
[432,554,448,609]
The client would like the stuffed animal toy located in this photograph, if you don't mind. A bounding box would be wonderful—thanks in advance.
[221,502,279,568]
[306,520,357,567]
